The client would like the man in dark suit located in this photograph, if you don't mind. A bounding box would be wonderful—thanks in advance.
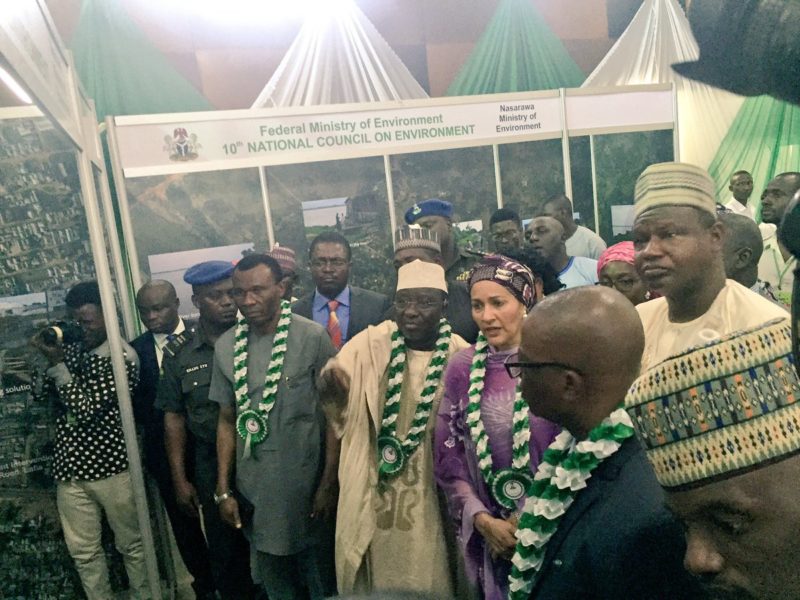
[132,280,216,599]
[510,286,702,599]
[293,231,391,350]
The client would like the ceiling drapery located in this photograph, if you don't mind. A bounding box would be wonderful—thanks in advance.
[583,0,744,169]
[445,0,585,95]
[251,0,427,108]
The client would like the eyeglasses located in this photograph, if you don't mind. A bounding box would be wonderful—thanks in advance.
[394,298,442,311]
[504,355,583,378]
[598,276,639,291]
[310,258,349,269]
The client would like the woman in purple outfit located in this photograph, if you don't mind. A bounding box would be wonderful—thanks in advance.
[434,254,561,600]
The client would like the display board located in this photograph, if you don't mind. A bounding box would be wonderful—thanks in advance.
[0,2,161,598]
[109,85,676,309]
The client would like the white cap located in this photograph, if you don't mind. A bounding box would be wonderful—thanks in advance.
[396,260,447,292]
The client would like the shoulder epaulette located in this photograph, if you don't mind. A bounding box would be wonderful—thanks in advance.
[164,330,192,357]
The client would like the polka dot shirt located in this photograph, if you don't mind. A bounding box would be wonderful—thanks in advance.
[46,343,139,481]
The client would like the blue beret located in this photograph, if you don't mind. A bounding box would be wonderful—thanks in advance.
[404,198,453,224]
[183,260,235,286]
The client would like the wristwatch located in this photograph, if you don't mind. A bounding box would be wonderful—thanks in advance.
[213,490,234,505]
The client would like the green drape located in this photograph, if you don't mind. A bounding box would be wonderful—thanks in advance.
[70,0,212,120]
[708,95,800,218]
[446,0,585,95]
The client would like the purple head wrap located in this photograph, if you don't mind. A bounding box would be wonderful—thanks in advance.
[468,254,537,310]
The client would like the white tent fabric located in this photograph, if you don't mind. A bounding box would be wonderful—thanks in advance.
[582,0,744,168]
[251,0,428,107]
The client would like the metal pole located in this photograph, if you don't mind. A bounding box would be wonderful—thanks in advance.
[259,166,275,248]
[77,124,162,600]
[105,117,144,330]
[93,133,136,338]
[384,155,398,246]
[589,135,601,236]
[493,144,503,208]
[559,88,573,199]
[672,81,680,162]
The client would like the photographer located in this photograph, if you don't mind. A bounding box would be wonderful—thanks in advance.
[32,281,149,600]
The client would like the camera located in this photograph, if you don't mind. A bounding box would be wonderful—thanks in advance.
[40,321,83,346]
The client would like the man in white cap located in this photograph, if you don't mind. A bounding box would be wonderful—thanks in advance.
[317,260,468,596]
[631,162,788,371]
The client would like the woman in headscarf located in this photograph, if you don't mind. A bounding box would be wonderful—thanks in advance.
[597,241,652,306]
[434,254,561,600]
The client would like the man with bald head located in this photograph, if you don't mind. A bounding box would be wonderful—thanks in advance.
[526,216,598,288]
[632,163,788,371]
[720,212,786,308]
[507,286,700,599]
[758,172,799,305]
[541,193,607,259]
[133,280,216,598]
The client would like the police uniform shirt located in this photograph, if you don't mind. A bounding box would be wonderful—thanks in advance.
[156,325,218,444]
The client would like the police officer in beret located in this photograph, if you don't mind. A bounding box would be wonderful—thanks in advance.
[156,261,255,599]
[404,198,478,282]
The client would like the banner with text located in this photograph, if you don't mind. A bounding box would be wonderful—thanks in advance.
[114,87,674,178]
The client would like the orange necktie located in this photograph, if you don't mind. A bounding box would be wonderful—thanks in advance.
[327,300,343,349]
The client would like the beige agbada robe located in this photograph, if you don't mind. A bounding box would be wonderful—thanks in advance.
[323,320,467,594]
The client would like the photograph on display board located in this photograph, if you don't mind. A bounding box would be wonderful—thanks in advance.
[266,156,394,297]
[592,130,674,242]
[498,138,566,227]
[148,242,254,320]
[0,118,94,296]
[391,146,494,254]
[0,117,136,597]
[125,168,268,279]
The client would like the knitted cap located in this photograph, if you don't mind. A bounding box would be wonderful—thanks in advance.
[266,245,297,275]
[634,162,717,218]
[625,318,800,490]
[394,226,441,253]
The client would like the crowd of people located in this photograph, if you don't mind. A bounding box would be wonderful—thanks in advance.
[32,159,799,600]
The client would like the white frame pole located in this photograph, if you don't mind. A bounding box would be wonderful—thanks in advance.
[259,166,276,248]
[559,88,574,199]
[70,70,161,600]
[672,81,680,162]
[105,116,144,333]
[93,150,137,338]
[384,155,398,245]
[589,134,601,235]
[493,144,503,208]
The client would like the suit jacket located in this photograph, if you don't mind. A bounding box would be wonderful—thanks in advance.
[293,285,391,343]
[130,331,168,470]
[530,436,703,600]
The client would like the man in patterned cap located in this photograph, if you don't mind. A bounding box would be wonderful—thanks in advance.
[626,319,800,599]
[405,198,477,282]
[318,260,468,596]
[631,162,788,371]
[266,244,298,301]
[393,227,478,343]
[157,260,254,599]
